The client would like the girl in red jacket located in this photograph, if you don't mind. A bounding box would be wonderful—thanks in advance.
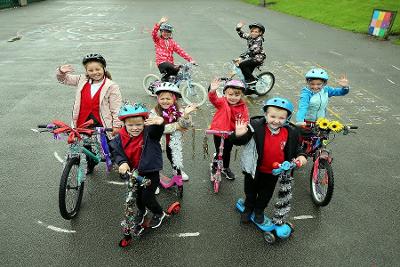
[208,78,249,180]
[152,17,196,82]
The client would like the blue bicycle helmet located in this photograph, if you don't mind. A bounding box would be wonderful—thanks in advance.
[305,68,329,81]
[159,23,174,32]
[263,97,294,120]
[118,103,149,121]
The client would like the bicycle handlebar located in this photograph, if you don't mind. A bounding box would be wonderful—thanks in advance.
[272,160,301,175]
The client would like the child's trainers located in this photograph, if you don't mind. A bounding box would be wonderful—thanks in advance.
[254,212,264,224]
[149,212,166,228]
[222,168,235,180]
[133,209,147,225]
[181,171,189,181]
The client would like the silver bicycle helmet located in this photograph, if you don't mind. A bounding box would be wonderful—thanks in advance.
[154,82,181,98]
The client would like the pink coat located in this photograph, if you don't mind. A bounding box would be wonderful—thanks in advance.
[152,23,193,66]
[56,69,123,130]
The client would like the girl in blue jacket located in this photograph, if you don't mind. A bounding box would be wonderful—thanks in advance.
[295,68,349,124]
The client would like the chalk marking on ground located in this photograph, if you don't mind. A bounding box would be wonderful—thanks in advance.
[54,151,64,163]
[292,215,314,220]
[37,220,76,233]
[329,50,343,56]
[387,79,396,85]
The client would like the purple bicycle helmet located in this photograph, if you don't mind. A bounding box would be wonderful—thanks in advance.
[223,79,246,93]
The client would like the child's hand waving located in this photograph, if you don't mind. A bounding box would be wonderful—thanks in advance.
[59,64,74,74]
[237,21,245,28]
[235,118,248,137]
[145,116,164,126]
[337,74,349,87]
[183,104,198,115]
[210,78,220,92]
[159,17,168,24]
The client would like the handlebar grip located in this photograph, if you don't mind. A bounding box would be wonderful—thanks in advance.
[38,124,49,128]
[349,126,358,129]
[105,128,113,132]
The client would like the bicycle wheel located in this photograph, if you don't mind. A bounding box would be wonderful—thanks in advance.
[142,74,160,96]
[310,159,334,206]
[181,82,207,106]
[59,157,85,220]
[255,71,275,96]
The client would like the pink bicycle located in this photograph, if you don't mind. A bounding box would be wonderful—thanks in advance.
[159,173,183,198]
[205,129,233,193]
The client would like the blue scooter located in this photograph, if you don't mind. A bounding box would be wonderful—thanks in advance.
[236,160,300,244]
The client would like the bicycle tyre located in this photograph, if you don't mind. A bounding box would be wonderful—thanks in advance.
[59,157,84,220]
[180,82,207,106]
[255,71,275,96]
[310,159,334,206]
[142,74,160,96]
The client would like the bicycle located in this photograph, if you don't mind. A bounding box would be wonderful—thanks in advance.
[204,129,233,193]
[142,62,207,106]
[299,118,358,206]
[35,119,113,220]
[221,60,275,96]
[119,170,181,248]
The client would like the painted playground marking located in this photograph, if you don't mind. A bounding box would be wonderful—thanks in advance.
[387,79,396,85]
[392,65,400,71]
[53,151,64,163]
[292,215,314,220]
[37,220,76,233]
[329,50,343,56]
[174,232,200,237]
[107,181,125,185]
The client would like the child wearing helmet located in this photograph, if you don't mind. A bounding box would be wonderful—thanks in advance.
[235,21,266,85]
[295,68,349,124]
[110,102,167,232]
[208,78,249,180]
[56,53,122,174]
[150,82,198,182]
[230,97,307,224]
[152,17,196,82]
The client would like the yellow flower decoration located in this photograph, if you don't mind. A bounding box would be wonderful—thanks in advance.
[328,121,344,132]
[317,118,330,130]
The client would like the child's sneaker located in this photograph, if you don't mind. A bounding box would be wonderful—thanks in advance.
[133,209,147,225]
[254,212,264,224]
[181,171,189,181]
[222,168,235,180]
[149,212,166,228]
[155,187,160,195]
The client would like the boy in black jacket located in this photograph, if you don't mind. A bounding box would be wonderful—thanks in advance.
[230,97,307,224]
[110,102,165,229]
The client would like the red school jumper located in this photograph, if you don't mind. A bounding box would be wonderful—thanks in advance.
[77,79,106,127]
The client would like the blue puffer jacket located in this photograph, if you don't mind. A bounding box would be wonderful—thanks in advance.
[110,124,164,173]
[295,86,349,122]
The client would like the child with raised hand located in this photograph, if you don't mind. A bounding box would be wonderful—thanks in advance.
[230,97,307,224]
[235,21,266,87]
[151,82,197,182]
[152,17,196,82]
[295,68,349,125]
[208,78,249,180]
[110,102,166,231]
[56,53,122,174]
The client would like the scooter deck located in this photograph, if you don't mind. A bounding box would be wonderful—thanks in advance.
[236,198,274,232]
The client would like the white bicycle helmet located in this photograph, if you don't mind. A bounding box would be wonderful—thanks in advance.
[154,82,181,98]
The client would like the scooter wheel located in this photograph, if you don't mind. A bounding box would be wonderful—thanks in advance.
[119,235,132,248]
[167,202,181,214]
[264,232,276,244]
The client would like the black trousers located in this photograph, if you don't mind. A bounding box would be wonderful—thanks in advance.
[166,144,181,175]
[244,171,279,214]
[213,135,234,169]
[136,171,163,214]
[158,62,179,82]
[239,58,261,83]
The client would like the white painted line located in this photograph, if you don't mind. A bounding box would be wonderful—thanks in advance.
[387,79,396,85]
[37,220,76,233]
[392,65,400,71]
[54,151,64,163]
[292,215,314,220]
[329,50,343,56]
[107,181,125,185]
[175,232,200,237]
[31,128,39,133]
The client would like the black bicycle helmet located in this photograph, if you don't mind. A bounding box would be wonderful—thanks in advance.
[249,22,265,34]
[82,53,107,67]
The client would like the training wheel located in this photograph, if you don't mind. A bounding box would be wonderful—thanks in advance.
[264,232,276,244]
[167,202,181,214]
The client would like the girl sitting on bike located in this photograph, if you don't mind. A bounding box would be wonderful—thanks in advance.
[110,102,166,230]
[230,97,307,224]
[56,53,122,174]
[150,82,197,182]
[208,78,249,180]
[235,21,266,86]
[152,17,196,82]
[295,68,349,125]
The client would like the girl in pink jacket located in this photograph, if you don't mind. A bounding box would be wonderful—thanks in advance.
[208,78,249,181]
[152,17,196,82]
[56,53,122,173]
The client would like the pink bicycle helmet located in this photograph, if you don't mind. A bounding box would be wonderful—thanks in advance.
[223,79,246,93]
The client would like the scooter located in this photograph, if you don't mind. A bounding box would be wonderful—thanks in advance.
[118,170,181,248]
[236,160,300,244]
[159,172,184,198]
